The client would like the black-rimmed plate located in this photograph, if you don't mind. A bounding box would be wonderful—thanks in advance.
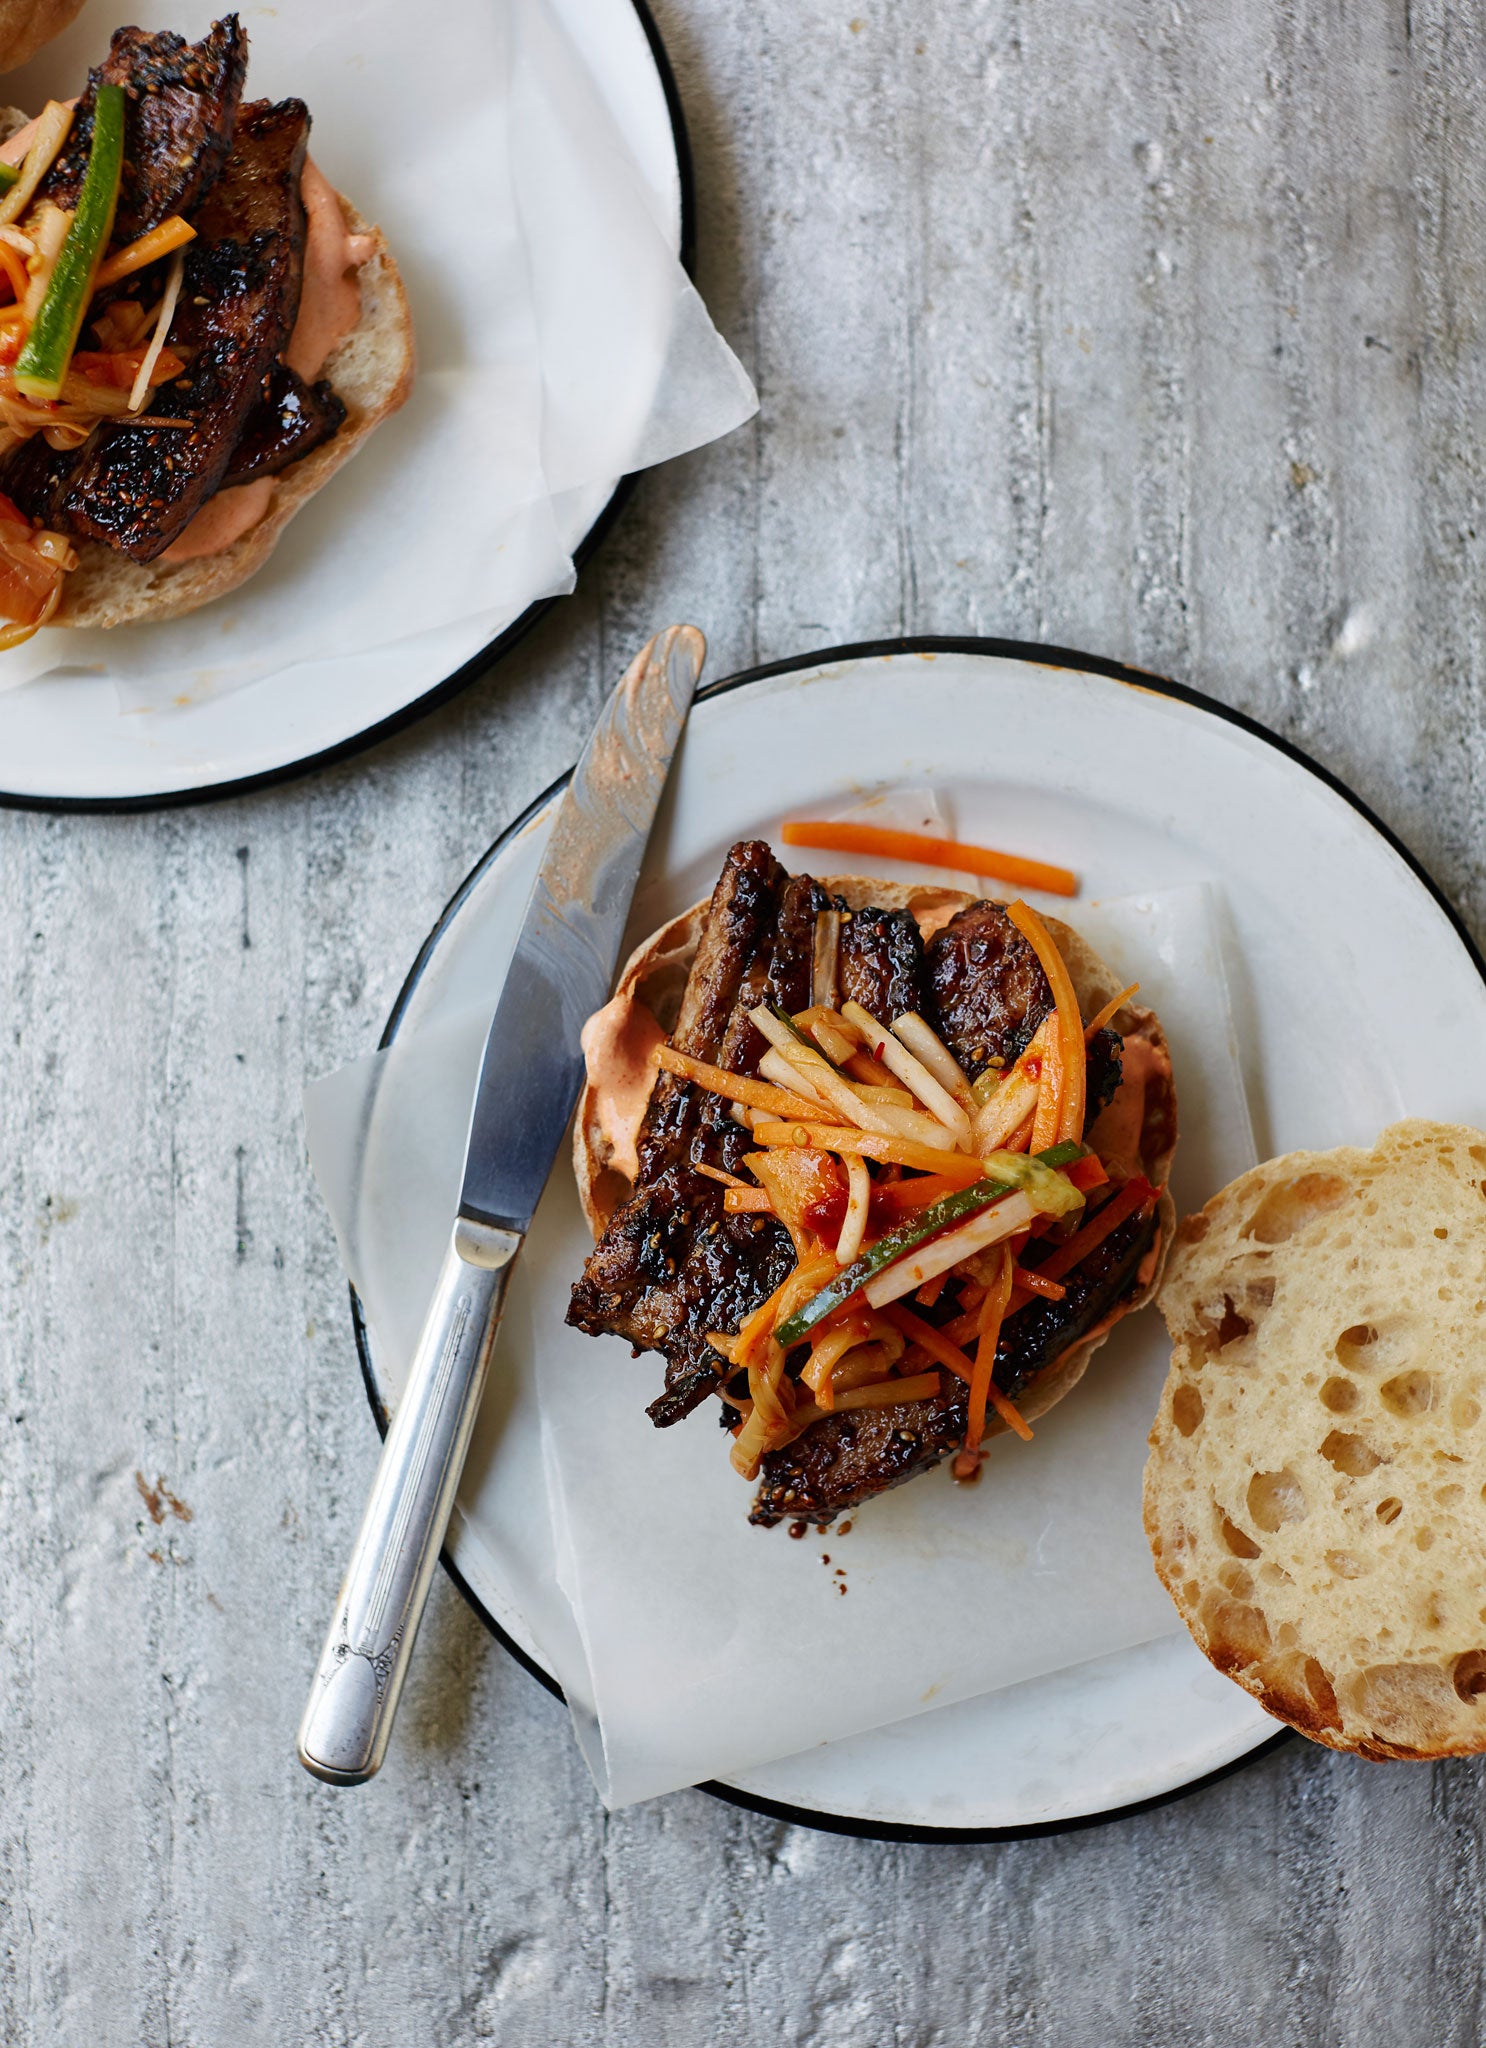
[342,638,1486,1836]
[0,0,692,812]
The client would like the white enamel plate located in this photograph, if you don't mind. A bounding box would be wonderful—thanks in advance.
[350,640,1486,1837]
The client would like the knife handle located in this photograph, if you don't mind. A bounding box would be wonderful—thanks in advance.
[297,1217,520,1784]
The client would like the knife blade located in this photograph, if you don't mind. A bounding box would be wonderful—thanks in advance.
[459,627,701,1233]
[297,625,705,1785]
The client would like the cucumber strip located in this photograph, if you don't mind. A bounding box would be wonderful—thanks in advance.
[0,165,18,196]
[773,1140,1089,1348]
[13,83,125,402]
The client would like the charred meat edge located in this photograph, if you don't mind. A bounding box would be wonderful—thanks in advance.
[4,98,311,561]
[224,361,347,484]
[41,17,249,243]
[568,843,803,1428]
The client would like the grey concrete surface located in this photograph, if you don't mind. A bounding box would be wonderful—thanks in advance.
[4,0,1486,2041]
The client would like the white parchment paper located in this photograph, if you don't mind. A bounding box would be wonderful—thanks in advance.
[0,0,755,704]
[305,880,1256,1808]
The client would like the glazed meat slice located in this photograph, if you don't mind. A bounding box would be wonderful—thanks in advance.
[569,842,810,1426]
[749,1202,1159,1526]
[839,905,923,1022]
[925,901,1050,1077]
[41,17,248,242]
[925,898,1123,1116]
[4,99,310,561]
[224,362,346,484]
[631,838,782,1186]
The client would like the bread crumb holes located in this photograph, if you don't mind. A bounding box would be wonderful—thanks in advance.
[1377,1497,1404,1524]
[1198,1295,1252,1352]
[1248,1468,1307,1531]
[1172,1383,1204,1436]
[1454,1651,1486,1704]
[1243,1173,1352,1244]
[1320,1377,1360,1415]
[1326,1549,1368,1579]
[1334,1323,1378,1367]
[1305,1658,1340,1721]
[1380,1370,1438,1418]
[1320,1431,1384,1478]
[1220,1513,1261,1559]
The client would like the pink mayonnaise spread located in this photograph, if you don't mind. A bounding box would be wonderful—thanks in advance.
[160,157,374,562]
[1086,1030,1171,1183]
[581,994,667,1186]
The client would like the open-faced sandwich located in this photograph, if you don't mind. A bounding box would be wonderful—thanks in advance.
[0,13,412,643]
[567,839,1178,1527]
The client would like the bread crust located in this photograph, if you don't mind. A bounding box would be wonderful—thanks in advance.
[574,873,1177,1436]
[0,0,84,74]
[1145,1119,1486,1760]
[50,192,413,629]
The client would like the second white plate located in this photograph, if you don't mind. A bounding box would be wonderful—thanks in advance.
[0,0,688,808]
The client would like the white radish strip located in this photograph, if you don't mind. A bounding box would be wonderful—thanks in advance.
[798,1056,961,1148]
[0,102,73,230]
[751,1005,828,1066]
[971,1015,1055,1150]
[841,1000,973,1147]
[890,1011,977,1112]
[835,1153,871,1266]
[828,1342,896,1393]
[854,1084,915,1108]
[811,909,841,1006]
[754,1008,968,1150]
[834,1372,941,1411]
[971,1068,1039,1153]
[808,1015,857,1066]
[862,1190,1040,1308]
[21,202,69,322]
[758,1045,831,1107]
[803,1317,871,1394]
[128,248,185,413]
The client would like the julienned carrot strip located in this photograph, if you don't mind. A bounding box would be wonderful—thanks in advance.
[1064,1154,1109,1194]
[781,820,1078,898]
[92,213,196,290]
[1084,983,1140,1041]
[694,1161,752,1189]
[881,1303,974,1388]
[971,1250,1025,1450]
[1007,900,1087,1145]
[1029,1021,1064,1154]
[844,1048,897,1088]
[723,1187,773,1213]
[655,1045,845,1125]
[1036,1177,1157,1283]
[1011,1264,1066,1300]
[751,1120,986,1181]
[916,1271,948,1308]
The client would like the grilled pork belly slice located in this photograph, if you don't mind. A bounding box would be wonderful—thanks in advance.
[41,17,248,241]
[5,97,310,561]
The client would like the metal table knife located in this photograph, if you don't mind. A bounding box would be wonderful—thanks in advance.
[298,624,705,1785]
